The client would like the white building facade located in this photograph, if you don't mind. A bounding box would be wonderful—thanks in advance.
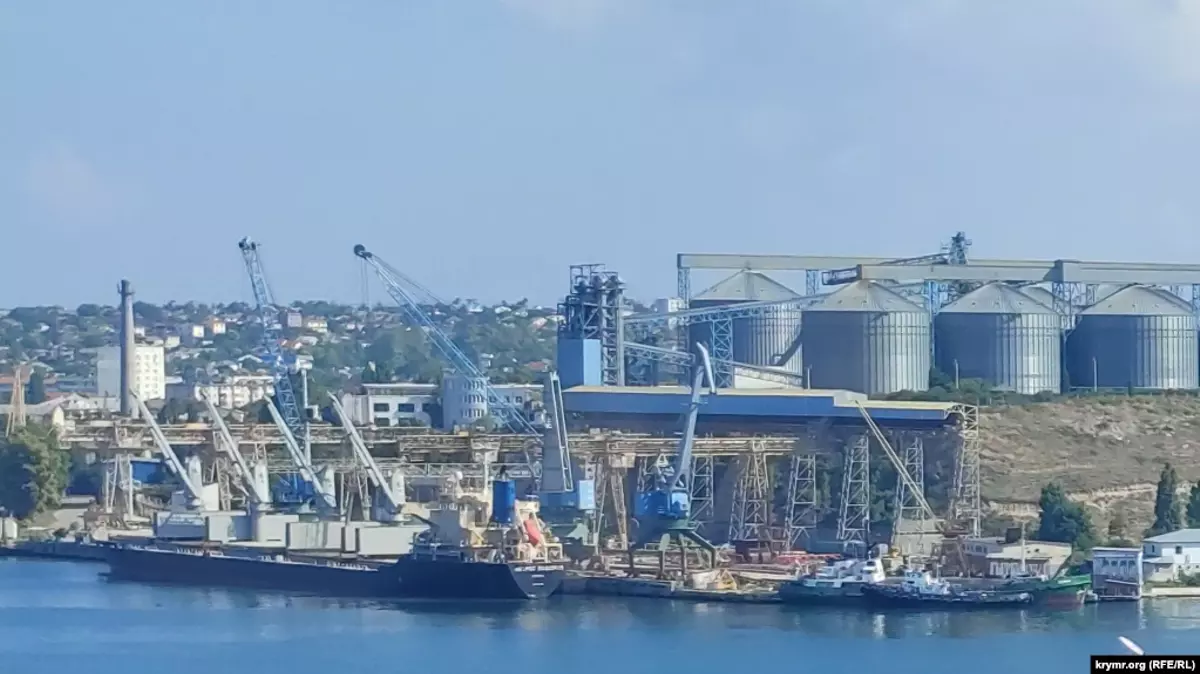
[339,383,437,427]
[1142,529,1200,582]
[95,344,166,402]
[166,375,276,410]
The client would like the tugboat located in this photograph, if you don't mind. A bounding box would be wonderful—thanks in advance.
[860,569,1033,609]
[382,477,566,600]
[778,557,887,606]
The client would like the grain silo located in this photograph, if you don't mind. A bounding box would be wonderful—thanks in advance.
[1067,285,1198,390]
[802,280,930,395]
[935,283,1061,394]
[688,271,803,374]
[1020,285,1059,310]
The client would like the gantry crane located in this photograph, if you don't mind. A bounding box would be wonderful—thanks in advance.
[238,237,310,503]
[132,393,205,509]
[628,343,719,577]
[328,394,406,522]
[201,394,270,513]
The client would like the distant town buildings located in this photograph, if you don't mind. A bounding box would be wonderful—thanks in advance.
[339,382,438,427]
[95,344,166,402]
[166,374,275,410]
[337,377,544,430]
[1142,529,1200,582]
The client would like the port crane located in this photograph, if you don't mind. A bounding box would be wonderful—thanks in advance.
[132,393,206,509]
[238,237,311,503]
[352,244,542,477]
[200,394,270,512]
[328,394,406,522]
[627,343,719,576]
[262,397,339,515]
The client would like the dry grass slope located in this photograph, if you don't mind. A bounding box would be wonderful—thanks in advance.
[981,396,1200,505]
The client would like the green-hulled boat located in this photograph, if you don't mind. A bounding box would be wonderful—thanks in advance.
[1001,574,1091,608]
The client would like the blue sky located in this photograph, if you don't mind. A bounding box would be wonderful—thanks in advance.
[3,1,1200,308]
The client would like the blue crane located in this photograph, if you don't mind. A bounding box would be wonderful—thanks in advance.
[238,237,311,504]
[352,245,543,476]
[628,343,719,576]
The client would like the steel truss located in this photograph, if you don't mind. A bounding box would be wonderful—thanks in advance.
[728,441,771,543]
[837,433,870,547]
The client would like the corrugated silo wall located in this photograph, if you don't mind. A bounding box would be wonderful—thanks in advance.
[934,312,1061,394]
[803,310,930,395]
[1067,315,1199,389]
[734,306,803,374]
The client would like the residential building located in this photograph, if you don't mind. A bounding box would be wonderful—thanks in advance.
[95,344,166,402]
[1092,547,1143,600]
[339,383,437,427]
[204,318,226,336]
[166,374,276,410]
[1142,529,1200,582]
[282,310,303,329]
[301,316,328,334]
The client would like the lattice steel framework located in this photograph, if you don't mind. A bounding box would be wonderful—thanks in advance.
[949,404,982,537]
[783,453,817,549]
[837,433,870,546]
[689,455,715,536]
[728,442,772,543]
[892,432,926,531]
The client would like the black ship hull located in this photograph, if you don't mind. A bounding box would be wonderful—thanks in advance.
[103,545,391,597]
[388,556,564,600]
[102,544,564,601]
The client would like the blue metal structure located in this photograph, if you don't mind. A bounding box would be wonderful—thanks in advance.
[237,237,309,502]
[353,245,543,478]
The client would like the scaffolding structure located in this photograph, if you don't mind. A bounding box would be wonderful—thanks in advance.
[837,433,871,547]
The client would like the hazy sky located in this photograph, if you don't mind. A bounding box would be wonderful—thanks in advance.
[4,1,1200,309]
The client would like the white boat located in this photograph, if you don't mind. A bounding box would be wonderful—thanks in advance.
[778,558,886,604]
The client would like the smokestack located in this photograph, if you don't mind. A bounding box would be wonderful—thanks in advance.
[118,280,137,418]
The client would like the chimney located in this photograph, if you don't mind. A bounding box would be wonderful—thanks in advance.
[118,280,137,418]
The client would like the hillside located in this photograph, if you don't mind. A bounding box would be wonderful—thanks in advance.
[980,395,1200,528]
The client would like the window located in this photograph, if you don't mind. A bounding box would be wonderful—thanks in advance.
[374,417,391,427]
[372,402,390,412]
[396,403,415,413]
[1176,546,1184,555]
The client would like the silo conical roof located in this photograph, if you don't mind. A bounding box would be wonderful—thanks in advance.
[1080,285,1192,316]
[809,280,925,313]
[1020,285,1058,309]
[941,283,1056,314]
[693,270,800,302]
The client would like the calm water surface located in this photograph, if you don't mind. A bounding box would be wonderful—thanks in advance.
[3,558,1198,673]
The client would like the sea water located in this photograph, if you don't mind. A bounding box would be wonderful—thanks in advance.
[2,559,1198,674]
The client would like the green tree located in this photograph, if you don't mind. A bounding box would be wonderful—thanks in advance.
[1186,484,1200,529]
[1106,510,1135,547]
[1148,463,1183,536]
[0,423,68,520]
[25,370,46,405]
[1036,482,1096,550]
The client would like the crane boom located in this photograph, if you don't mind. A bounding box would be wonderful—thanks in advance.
[264,399,338,514]
[201,395,269,507]
[670,344,716,492]
[353,244,542,478]
[328,394,402,512]
[133,393,203,504]
[237,238,308,452]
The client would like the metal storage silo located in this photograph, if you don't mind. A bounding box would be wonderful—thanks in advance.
[688,271,803,374]
[1020,285,1059,310]
[1068,285,1198,390]
[935,283,1061,394]
[802,280,930,395]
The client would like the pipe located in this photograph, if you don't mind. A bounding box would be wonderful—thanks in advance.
[118,280,136,418]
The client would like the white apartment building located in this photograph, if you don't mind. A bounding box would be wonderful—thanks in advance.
[166,374,276,410]
[95,344,166,402]
[339,383,438,427]
[441,373,541,430]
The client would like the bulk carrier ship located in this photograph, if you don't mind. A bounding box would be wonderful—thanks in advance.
[103,479,565,601]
